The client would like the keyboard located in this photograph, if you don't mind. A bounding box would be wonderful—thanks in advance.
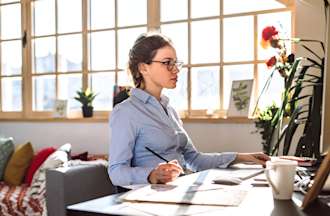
[222,168,264,180]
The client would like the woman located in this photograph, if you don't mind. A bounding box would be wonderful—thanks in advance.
[108,32,269,186]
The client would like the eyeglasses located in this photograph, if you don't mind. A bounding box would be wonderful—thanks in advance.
[151,59,184,71]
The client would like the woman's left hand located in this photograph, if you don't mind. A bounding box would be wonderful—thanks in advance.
[234,152,270,166]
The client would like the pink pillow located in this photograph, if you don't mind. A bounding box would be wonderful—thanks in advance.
[24,147,56,185]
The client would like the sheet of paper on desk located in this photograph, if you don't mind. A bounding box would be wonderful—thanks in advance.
[120,184,248,206]
[127,202,226,216]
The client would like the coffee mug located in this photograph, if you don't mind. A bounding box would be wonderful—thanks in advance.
[265,159,298,200]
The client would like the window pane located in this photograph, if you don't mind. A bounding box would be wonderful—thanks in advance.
[89,31,115,71]
[191,19,219,64]
[191,67,220,110]
[163,68,188,111]
[32,0,55,36]
[161,23,188,64]
[117,27,146,69]
[224,0,285,15]
[58,74,82,110]
[1,40,21,75]
[258,12,292,60]
[58,34,82,72]
[88,72,115,110]
[32,75,55,111]
[57,0,82,33]
[191,0,219,18]
[1,0,19,3]
[161,0,187,22]
[0,3,21,39]
[257,64,284,110]
[1,77,22,111]
[118,70,133,86]
[223,64,254,109]
[223,16,254,62]
[33,37,56,73]
[117,0,146,27]
[89,0,114,30]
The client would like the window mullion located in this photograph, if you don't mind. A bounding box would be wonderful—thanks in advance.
[22,0,31,118]
[220,0,224,111]
[55,0,59,100]
[82,0,88,90]
[147,0,160,31]
[187,0,191,116]
[115,0,118,84]
[253,15,259,109]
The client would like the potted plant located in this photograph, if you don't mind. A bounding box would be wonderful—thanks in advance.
[253,103,279,155]
[74,88,97,118]
[255,24,325,158]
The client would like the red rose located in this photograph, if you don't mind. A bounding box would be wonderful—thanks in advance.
[266,56,277,68]
[262,26,278,41]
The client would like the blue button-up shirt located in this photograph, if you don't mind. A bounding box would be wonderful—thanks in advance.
[108,88,237,186]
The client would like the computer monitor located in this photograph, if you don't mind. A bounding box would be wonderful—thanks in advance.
[321,4,330,154]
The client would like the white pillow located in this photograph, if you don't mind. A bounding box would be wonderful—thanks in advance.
[30,143,71,192]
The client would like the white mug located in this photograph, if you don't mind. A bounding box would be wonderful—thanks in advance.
[265,159,298,200]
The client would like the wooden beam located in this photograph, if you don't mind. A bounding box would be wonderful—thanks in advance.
[276,0,294,7]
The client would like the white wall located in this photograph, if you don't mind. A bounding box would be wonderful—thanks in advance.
[0,0,326,155]
[0,121,261,154]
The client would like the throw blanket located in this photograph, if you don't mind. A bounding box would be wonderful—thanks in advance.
[0,182,43,216]
[29,159,108,216]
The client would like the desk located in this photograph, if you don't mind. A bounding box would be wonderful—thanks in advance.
[67,169,330,216]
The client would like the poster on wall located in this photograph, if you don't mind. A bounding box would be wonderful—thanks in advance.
[227,79,254,117]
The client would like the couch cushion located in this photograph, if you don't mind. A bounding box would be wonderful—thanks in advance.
[4,142,34,186]
[25,147,56,185]
[0,137,15,180]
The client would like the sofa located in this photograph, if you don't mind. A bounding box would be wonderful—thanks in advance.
[46,164,115,216]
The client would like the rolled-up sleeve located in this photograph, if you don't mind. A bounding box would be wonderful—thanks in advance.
[108,106,153,186]
[182,135,237,171]
[170,108,237,171]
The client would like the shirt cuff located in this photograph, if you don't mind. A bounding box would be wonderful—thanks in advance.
[132,166,155,184]
[217,152,237,168]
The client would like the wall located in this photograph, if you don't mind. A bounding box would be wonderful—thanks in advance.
[0,121,261,154]
[0,0,326,155]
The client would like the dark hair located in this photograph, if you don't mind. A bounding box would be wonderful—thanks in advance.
[128,32,172,88]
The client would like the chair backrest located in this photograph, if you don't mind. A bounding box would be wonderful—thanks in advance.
[113,85,131,107]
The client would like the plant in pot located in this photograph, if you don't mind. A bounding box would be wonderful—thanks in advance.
[254,24,325,158]
[74,88,97,118]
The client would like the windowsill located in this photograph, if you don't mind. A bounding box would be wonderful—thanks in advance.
[0,116,255,124]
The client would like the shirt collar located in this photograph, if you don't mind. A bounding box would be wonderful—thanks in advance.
[131,88,169,107]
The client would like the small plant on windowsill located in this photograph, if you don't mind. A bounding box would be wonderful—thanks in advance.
[74,88,97,118]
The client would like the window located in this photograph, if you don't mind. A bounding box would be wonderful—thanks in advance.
[0,0,22,117]
[0,0,293,120]
[161,0,292,116]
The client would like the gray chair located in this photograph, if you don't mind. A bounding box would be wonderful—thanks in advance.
[46,164,115,216]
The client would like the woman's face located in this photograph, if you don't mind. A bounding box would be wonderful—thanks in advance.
[142,45,181,91]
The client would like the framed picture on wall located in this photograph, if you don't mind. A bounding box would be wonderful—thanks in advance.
[227,79,254,117]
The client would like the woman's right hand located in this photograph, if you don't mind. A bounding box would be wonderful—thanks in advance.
[148,160,183,184]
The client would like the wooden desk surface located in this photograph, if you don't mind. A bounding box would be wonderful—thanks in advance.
[67,169,330,216]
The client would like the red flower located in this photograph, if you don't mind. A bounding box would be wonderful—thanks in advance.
[262,26,278,41]
[266,56,277,68]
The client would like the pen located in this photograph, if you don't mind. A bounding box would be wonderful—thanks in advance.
[145,146,186,176]
[145,146,169,163]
